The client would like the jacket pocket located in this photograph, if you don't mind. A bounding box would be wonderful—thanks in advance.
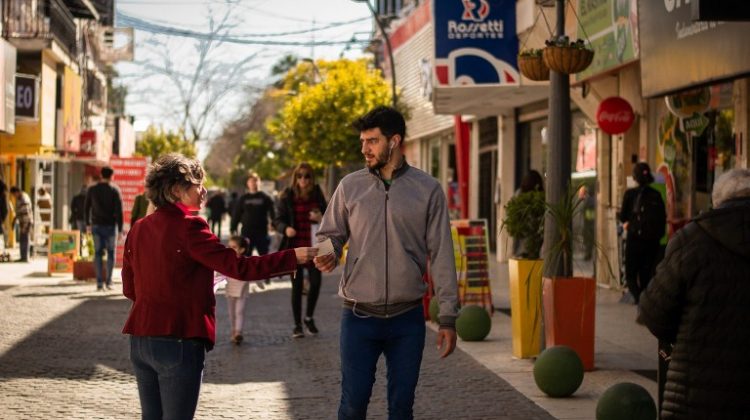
[340,256,358,298]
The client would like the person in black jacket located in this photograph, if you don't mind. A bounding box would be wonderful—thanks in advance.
[206,190,226,237]
[273,163,328,338]
[639,168,750,419]
[618,162,666,304]
[231,172,274,256]
[85,166,123,291]
[0,180,8,256]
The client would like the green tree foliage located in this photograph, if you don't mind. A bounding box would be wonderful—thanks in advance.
[267,58,403,170]
[227,130,291,189]
[135,126,197,162]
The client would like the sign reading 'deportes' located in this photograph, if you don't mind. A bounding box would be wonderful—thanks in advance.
[433,0,519,87]
[639,0,750,98]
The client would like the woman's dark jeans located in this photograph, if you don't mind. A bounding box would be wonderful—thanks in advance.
[130,335,206,420]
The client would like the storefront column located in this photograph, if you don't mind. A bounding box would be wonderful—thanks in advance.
[497,114,516,263]
[736,78,749,169]
[453,116,470,219]
[469,122,480,219]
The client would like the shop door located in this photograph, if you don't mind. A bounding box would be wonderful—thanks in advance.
[478,150,497,251]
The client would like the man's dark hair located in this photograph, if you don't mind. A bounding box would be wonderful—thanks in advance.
[9,186,19,194]
[352,106,406,140]
[101,166,114,179]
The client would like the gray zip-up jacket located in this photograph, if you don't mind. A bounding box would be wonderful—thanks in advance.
[316,162,459,327]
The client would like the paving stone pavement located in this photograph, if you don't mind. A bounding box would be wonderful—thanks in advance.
[0,273,554,419]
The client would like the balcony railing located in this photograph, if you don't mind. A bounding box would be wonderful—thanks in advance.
[2,0,78,56]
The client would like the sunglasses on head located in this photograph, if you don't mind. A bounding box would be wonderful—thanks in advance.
[296,173,312,179]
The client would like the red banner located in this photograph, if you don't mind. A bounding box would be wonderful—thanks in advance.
[110,156,148,267]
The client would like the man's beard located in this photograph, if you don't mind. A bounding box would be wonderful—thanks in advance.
[365,149,390,170]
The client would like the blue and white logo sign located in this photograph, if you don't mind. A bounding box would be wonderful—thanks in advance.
[434,0,519,87]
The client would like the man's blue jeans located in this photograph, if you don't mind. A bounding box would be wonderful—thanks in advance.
[91,224,116,288]
[130,336,206,420]
[338,306,425,420]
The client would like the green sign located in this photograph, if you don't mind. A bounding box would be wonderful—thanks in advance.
[575,0,638,82]
[682,113,710,136]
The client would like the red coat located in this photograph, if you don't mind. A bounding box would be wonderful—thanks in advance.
[122,203,297,349]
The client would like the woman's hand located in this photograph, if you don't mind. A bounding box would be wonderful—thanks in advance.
[294,247,318,264]
[285,227,297,238]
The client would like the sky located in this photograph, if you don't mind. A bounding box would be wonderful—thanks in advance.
[114,0,374,157]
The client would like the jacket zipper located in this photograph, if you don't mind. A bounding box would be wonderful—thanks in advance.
[384,187,389,317]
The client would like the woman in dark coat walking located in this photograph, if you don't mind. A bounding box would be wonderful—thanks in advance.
[639,168,750,419]
[274,162,328,338]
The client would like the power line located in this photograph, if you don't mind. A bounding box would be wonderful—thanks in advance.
[116,11,370,38]
[117,12,371,46]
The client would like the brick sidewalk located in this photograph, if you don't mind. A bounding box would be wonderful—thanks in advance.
[0,271,553,419]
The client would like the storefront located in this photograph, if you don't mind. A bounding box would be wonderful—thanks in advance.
[640,0,750,228]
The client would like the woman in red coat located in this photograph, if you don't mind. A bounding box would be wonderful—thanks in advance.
[122,153,316,420]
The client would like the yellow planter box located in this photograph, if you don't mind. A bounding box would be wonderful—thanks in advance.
[508,258,543,358]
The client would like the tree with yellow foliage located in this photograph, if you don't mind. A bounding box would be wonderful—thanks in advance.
[267,58,405,171]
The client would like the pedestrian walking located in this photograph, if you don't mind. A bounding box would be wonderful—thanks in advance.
[0,180,9,260]
[206,190,226,237]
[70,186,87,253]
[122,153,317,420]
[231,172,275,257]
[638,168,750,419]
[618,162,666,304]
[85,166,124,291]
[274,162,328,338]
[314,106,459,420]
[9,186,32,262]
[70,186,87,233]
[222,235,255,345]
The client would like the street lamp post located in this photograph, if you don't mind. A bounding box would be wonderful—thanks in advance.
[542,0,572,277]
[353,0,398,108]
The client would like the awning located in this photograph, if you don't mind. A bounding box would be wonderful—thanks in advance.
[432,84,549,116]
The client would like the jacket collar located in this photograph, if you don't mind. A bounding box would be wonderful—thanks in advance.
[158,202,192,216]
[368,158,410,181]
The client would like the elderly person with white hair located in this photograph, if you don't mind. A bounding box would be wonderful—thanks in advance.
[639,168,750,419]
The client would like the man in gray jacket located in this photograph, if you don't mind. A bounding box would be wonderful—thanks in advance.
[314,106,459,420]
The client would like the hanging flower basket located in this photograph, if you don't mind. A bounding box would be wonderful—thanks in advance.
[518,54,550,82]
[542,37,594,75]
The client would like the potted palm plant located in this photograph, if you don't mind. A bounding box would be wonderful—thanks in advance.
[541,187,612,371]
[501,190,545,358]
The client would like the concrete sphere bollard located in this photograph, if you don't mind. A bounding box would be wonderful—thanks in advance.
[533,345,584,397]
[455,305,492,341]
[596,382,657,420]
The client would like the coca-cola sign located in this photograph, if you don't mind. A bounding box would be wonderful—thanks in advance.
[596,96,634,135]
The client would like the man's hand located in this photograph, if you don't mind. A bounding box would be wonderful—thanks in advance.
[437,328,457,358]
[313,252,336,272]
[285,227,297,238]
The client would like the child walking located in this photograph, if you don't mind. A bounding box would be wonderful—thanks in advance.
[225,235,251,345]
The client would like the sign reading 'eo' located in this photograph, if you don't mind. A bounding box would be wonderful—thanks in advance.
[15,74,38,119]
